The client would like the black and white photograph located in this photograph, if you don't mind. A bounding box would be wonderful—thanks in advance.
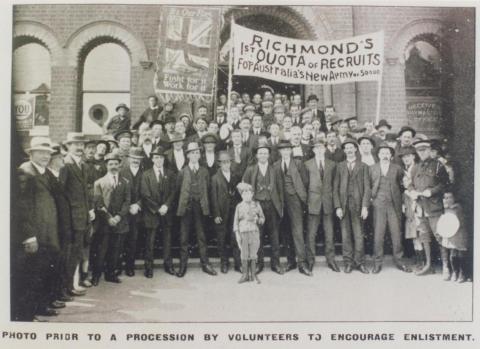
[2,0,479,347]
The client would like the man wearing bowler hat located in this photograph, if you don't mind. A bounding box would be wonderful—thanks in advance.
[60,132,94,296]
[176,142,217,277]
[373,119,392,144]
[211,151,242,273]
[105,103,131,135]
[275,140,311,276]
[140,146,176,277]
[394,126,416,165]
[306,94,328,132]
[200,133,219,177]
[165,132,187,175]
[91,153,131,285]
[242,141,285,274]
[334,139,371,274]
[409,138,449,276]
[305,139,339,273]
[369,142,412,274]
[119,147,145,276]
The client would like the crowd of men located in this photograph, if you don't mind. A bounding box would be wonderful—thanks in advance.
[12,88,463,322]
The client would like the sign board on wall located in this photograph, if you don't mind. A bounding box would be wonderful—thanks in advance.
[14,95,35,131]
[406,96,442,136]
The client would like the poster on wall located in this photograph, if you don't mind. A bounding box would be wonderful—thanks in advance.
[14,94,35,131]
[154,6,221,103]
[406,96,443,136]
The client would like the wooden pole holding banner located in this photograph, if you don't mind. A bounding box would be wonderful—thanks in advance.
[227,15,234,117]
[375,76,383,125]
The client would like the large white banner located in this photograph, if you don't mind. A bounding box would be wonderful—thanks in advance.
[233,23,384,85]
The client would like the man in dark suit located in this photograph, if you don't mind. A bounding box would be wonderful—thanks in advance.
[211,151,242,273]
[140,146,176,277]
[200,133,219,177]
[306,94,328,132]
[325,130,346,163]
[15,138,64,318]
[274,140,311,276]
[92,153,131,285]
[267,123,281,164]
[176,142,217,277]
[151,120,165,149]
[334,139,371,274]
[290,126,312,161]
[119,147,144,276]
[59,132,94,297]
[165,132,187,175]
[369,143,412,274]
[215,110,227,127]
[132,95,162,129]
[162,116,177,148]
[305,139,339,272]
[242,142,285,275]
[228,129,252,178]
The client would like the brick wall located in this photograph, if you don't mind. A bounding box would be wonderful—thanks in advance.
[13,5,473,140]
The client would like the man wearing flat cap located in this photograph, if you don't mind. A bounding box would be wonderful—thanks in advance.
[334,139,371,274]
[409,138,449,276]
[200,133,219,177]
[140,146,176,278]
[105,103,131,135]
[369,143,411,274]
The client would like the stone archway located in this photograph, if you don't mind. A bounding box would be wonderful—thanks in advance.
[65,20,149,67]
[13,20,63,65]
[218,6,330,106]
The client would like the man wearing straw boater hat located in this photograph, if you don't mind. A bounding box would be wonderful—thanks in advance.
[369,142,412,274]
[59,132,94,296]
[176,142,217,277]
[140,145,176,278]
[14,137,64,319]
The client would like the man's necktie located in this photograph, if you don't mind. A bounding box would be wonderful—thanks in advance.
[283,161,288,174]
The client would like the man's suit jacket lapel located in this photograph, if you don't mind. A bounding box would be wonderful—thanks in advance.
[66,154,85,183]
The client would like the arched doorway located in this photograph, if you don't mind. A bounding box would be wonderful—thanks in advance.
[78,39,131,135]
[217,7,316,103]
[404,33,452,138]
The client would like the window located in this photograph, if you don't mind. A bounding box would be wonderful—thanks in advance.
[82,42,131,134]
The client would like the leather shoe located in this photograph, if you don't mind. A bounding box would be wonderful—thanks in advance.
[255,263,264,275]
[91,276,100,286]
[50,300,66,309]
[80,279,92,288]
[68,289,86,296]
[372,264,382,274]
[271,265,285,275]
[144,269,153,278]
[164,265,176,276]
[58,292,74,302]
[357,264,369,274]
[221,263,228,274]
[37,307,58,317]
[344,264,353,273]
[285,262,297,272]
[299,266,313,276]
[202,264,217,276]
[327,261,341,272]
[176,265,187,277]
[234,264,242,273]
[396,263,412,273]
[105,275,122,283]
[126,269,135,277]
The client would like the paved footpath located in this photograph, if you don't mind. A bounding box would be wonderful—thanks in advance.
[45,257,472,323]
